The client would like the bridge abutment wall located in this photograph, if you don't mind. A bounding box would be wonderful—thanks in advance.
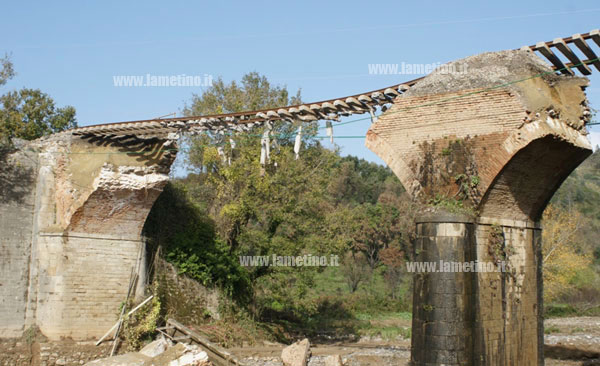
[0,133,175,340]
[0,144,39,337]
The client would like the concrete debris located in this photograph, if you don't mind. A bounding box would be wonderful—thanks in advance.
[84,352,151,366]
[144,343,188,365]
[168,349,210,366]
[323,354,343,366]
[139,338,169,358]
[162,318,246,366]
[281,339,311,366]
[85,340,213,366]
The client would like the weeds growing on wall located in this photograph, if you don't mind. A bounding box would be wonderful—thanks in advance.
[143,183,252,304]
[120,288,161,351]
[487,224,517,282]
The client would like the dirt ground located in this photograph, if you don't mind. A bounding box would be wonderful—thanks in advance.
[0,340,112,366]
[232,317,600,366]
[545,317,600,348]
[234,341,598,366]
[1,317,598,366]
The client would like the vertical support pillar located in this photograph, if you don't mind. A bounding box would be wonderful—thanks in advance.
[473,219,542,366]
[411,213,475,366]
[410,214,543,366]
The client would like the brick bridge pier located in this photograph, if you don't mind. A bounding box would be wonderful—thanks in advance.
[366,50,593,365]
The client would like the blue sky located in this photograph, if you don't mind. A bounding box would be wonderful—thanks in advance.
[2,1,600,167]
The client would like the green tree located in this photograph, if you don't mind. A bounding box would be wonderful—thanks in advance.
[343,195,413,269]
[184,72,301,116]
[341,252,371,293]
[143,182,251,302]
[182,72,314,253]
[144,71,414,333]
[1,89,77,143]
[0,54,15,86]
[0,55,77,146]
[542,204,591,302]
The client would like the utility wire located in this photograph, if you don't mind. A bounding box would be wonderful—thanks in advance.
[45,57,600,154]
[19,8,600,50]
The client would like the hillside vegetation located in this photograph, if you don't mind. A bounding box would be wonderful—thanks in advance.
[544,147,600,316]
[139,73,600,344]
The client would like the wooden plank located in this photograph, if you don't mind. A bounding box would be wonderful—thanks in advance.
[110,269,137,356]
[156,326,175,331]
[172,335,192,342]
[535,42,573,75]
[572,34,600,72]
[591,29,600,48]
[553,38,592,75]
[95,295,153,346]
[167,319,246,366]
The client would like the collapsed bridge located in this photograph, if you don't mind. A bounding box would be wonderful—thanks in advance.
[1,29,599,366]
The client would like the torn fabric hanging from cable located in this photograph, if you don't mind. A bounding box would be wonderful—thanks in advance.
[215,130,227,164]
[266,122,272,162]
[217,145,226,163]
[368,106,378,123]
[260,129,270,166]
[228,138,236,165]
[294,125,303,160]
[325,121,333,143]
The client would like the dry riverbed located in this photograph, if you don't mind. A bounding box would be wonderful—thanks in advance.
[234,317,600,366]
[1,317,598,366]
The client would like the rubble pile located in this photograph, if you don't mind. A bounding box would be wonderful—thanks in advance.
[85,339,212,366]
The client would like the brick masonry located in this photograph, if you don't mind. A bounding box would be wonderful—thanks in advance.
[366,51,592,219]
[411,218,475,365]
[368,51,594,365]
[0,134,175,340]
[412,216,543,366]
[0,146,39,337]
